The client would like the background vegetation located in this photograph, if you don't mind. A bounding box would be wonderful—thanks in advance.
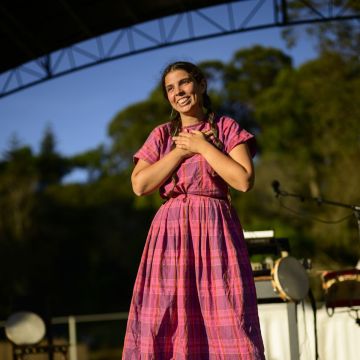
[0,17,359,355]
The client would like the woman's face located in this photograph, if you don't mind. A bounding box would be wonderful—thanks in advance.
[164,69,206,117]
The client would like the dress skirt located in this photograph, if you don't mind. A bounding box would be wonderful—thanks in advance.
[122,194,265,359]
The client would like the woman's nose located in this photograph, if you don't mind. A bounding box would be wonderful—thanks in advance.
[175,87,185,95]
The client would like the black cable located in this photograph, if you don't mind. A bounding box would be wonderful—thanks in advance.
[308,288,320,360]
[278,198,353,224]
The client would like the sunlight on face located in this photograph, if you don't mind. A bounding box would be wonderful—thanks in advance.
[164,69,206,118]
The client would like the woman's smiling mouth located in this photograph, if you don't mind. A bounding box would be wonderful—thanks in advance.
[177,97,190,106]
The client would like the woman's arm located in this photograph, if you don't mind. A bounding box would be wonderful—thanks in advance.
[200,141,254,192]
[131,147,192,196]
[172,130,254,192]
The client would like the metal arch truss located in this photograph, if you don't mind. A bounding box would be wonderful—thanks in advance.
[1,0,359,98]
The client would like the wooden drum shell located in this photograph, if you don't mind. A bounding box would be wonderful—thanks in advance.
[322,269,360,309]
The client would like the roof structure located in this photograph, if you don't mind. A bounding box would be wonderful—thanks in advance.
[1,0,359,98]
[0,0,231,74]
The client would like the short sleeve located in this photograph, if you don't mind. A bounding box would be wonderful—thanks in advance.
[133,126,163,165]
[222,118,257,158]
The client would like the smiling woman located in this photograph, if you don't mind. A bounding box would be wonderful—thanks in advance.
[122,61,264,360]
[164,69,206,123]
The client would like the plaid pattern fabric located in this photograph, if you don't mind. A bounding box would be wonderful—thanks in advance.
[123,116,265,359]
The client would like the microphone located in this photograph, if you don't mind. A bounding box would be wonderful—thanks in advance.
[272,180,281,197]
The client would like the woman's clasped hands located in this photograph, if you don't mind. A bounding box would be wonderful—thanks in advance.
[172,130,213,158]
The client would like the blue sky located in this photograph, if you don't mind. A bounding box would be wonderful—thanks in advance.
[0,23,317,164]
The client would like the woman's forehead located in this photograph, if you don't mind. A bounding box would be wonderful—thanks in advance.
[164,69,191,84]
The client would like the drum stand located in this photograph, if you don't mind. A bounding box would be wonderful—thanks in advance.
[286,302,300,360]
[255,280,304,360]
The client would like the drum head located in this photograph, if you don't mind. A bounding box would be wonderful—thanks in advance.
[5,311,46,345]
[273,256,309,302]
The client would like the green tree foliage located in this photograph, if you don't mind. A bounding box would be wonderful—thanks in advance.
[1,43,359,321]
[108,87,169,173]
[0,139,37,242]
[282,0,360,58]
[0,138,38,318]
[225,46,293,102]
[254,51,360,266]
[37,125,70,189]
[70,145,108,182]
[0,151,152,319]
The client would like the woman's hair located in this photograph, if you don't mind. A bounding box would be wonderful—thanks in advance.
[161,61,223,200]
[161,61,222,149]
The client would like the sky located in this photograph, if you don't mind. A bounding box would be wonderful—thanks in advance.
[0,7,318,181]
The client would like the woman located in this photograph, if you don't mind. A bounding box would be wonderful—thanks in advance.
[122,61,265,359]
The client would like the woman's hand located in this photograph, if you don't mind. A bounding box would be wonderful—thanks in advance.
[172,130,212,155]
[173,146,194,159]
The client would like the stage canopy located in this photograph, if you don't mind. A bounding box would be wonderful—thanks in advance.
[1,0,359,97]
[0,0,231,74]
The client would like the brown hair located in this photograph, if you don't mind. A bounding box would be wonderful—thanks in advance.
[161,61,222,149]
[161,62,224,200]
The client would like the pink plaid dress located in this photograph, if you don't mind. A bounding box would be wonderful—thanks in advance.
[122,115,265,359]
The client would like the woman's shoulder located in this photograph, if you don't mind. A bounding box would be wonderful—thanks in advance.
[215,114,243,131]
[148,122,171,135]
[152,121,171,132]
[145,122,172,143]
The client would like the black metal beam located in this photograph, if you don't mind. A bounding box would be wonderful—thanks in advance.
[0,0,359,98]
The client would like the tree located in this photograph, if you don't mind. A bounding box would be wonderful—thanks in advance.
[282,0,360,59]
[107,87,169,174]
[222,46,292,133]
[37,125,69,188]
[0,137,37,241]
[253,51,360,266]
[70,145,108,182]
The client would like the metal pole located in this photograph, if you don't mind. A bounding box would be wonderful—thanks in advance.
[68,316,78,360]
[287,302,300,360]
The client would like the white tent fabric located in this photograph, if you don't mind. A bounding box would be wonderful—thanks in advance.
[258,303,360,360]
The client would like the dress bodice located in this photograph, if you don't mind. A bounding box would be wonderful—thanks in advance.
[134,115,256,200]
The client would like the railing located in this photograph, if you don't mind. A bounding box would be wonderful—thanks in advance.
[2,305,360,359]
[0,312,129,360]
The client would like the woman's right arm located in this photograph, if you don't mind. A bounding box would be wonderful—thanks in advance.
[131,147,190,196]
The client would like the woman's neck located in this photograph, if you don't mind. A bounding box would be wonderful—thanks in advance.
[180,110,206,127]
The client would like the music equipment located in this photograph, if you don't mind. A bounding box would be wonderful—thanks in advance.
[272,256,310,302]
[245,230,307,360]
[322,269,360,310]
[244,231,309,303]
[5,311,45,345]
[244,230,290,278]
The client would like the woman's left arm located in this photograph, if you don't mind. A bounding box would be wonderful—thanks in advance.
[173,130,254,192]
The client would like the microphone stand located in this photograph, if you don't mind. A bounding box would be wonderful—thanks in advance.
[273,183,360,253]
[273,182,360,359]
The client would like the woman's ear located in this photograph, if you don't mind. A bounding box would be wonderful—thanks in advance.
[200,78,207,94]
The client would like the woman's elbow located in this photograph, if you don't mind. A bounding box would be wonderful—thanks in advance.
[131,176,145,196]
[235,176,254,192]
[241,183,253,192]
[235,184,252,192]
[132,185,156,197]
[133,187,144,196]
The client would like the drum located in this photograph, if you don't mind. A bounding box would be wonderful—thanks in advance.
[271,256,310,302]
[5,311,46,345]
[322,269,360,309]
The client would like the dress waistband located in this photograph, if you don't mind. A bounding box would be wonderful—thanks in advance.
[164,193,229,203]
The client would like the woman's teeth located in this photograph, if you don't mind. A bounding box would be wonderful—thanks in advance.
[178,97,190,105]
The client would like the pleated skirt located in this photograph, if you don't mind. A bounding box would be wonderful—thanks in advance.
[122,194,265,360]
